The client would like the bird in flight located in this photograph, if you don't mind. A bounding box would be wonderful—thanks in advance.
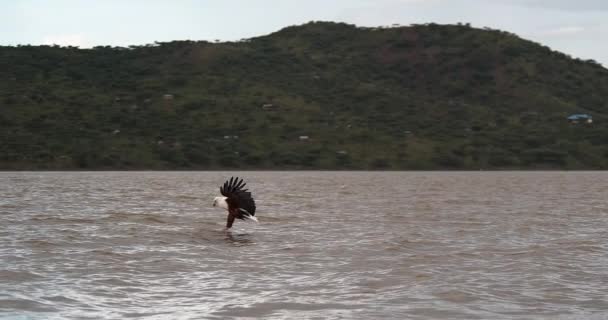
[213,177,257,229]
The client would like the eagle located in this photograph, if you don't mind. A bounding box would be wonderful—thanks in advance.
[212,177,257,229]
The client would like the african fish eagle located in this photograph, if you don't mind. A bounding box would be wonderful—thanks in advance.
[212,177,257,229]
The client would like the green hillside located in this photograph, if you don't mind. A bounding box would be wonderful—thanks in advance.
[1,21,608,170]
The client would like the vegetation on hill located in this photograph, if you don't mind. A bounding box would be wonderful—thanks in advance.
[1,22,608,170]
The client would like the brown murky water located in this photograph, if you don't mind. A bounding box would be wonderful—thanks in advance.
[1,171,607,319]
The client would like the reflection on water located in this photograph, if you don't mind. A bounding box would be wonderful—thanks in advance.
[1,171,608,319]
[224,232,256,246]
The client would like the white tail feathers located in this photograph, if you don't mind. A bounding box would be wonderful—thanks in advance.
[238,208,258,223]
[244,214,258,223]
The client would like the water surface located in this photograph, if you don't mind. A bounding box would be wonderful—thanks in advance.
[1,171,607,319]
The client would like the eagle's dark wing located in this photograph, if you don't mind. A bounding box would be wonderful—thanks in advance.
[220,177,256,222]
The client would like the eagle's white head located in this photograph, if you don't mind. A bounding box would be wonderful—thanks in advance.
[213,196,228,210]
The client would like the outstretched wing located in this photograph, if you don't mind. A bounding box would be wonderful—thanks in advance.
[220,177,256,220]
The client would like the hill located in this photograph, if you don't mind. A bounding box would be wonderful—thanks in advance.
[1,21,608,170]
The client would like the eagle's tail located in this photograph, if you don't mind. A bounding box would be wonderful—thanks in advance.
[244,214,258,223]
[239,208,258,223]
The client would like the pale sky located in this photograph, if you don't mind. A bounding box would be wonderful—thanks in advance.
[1,0,607,65]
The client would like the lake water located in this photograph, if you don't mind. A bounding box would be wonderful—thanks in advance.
[1,171,607,319]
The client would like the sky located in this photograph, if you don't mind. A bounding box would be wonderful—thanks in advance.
[1,0,607,65]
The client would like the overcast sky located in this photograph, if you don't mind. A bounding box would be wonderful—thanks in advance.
[1,0,606,65]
